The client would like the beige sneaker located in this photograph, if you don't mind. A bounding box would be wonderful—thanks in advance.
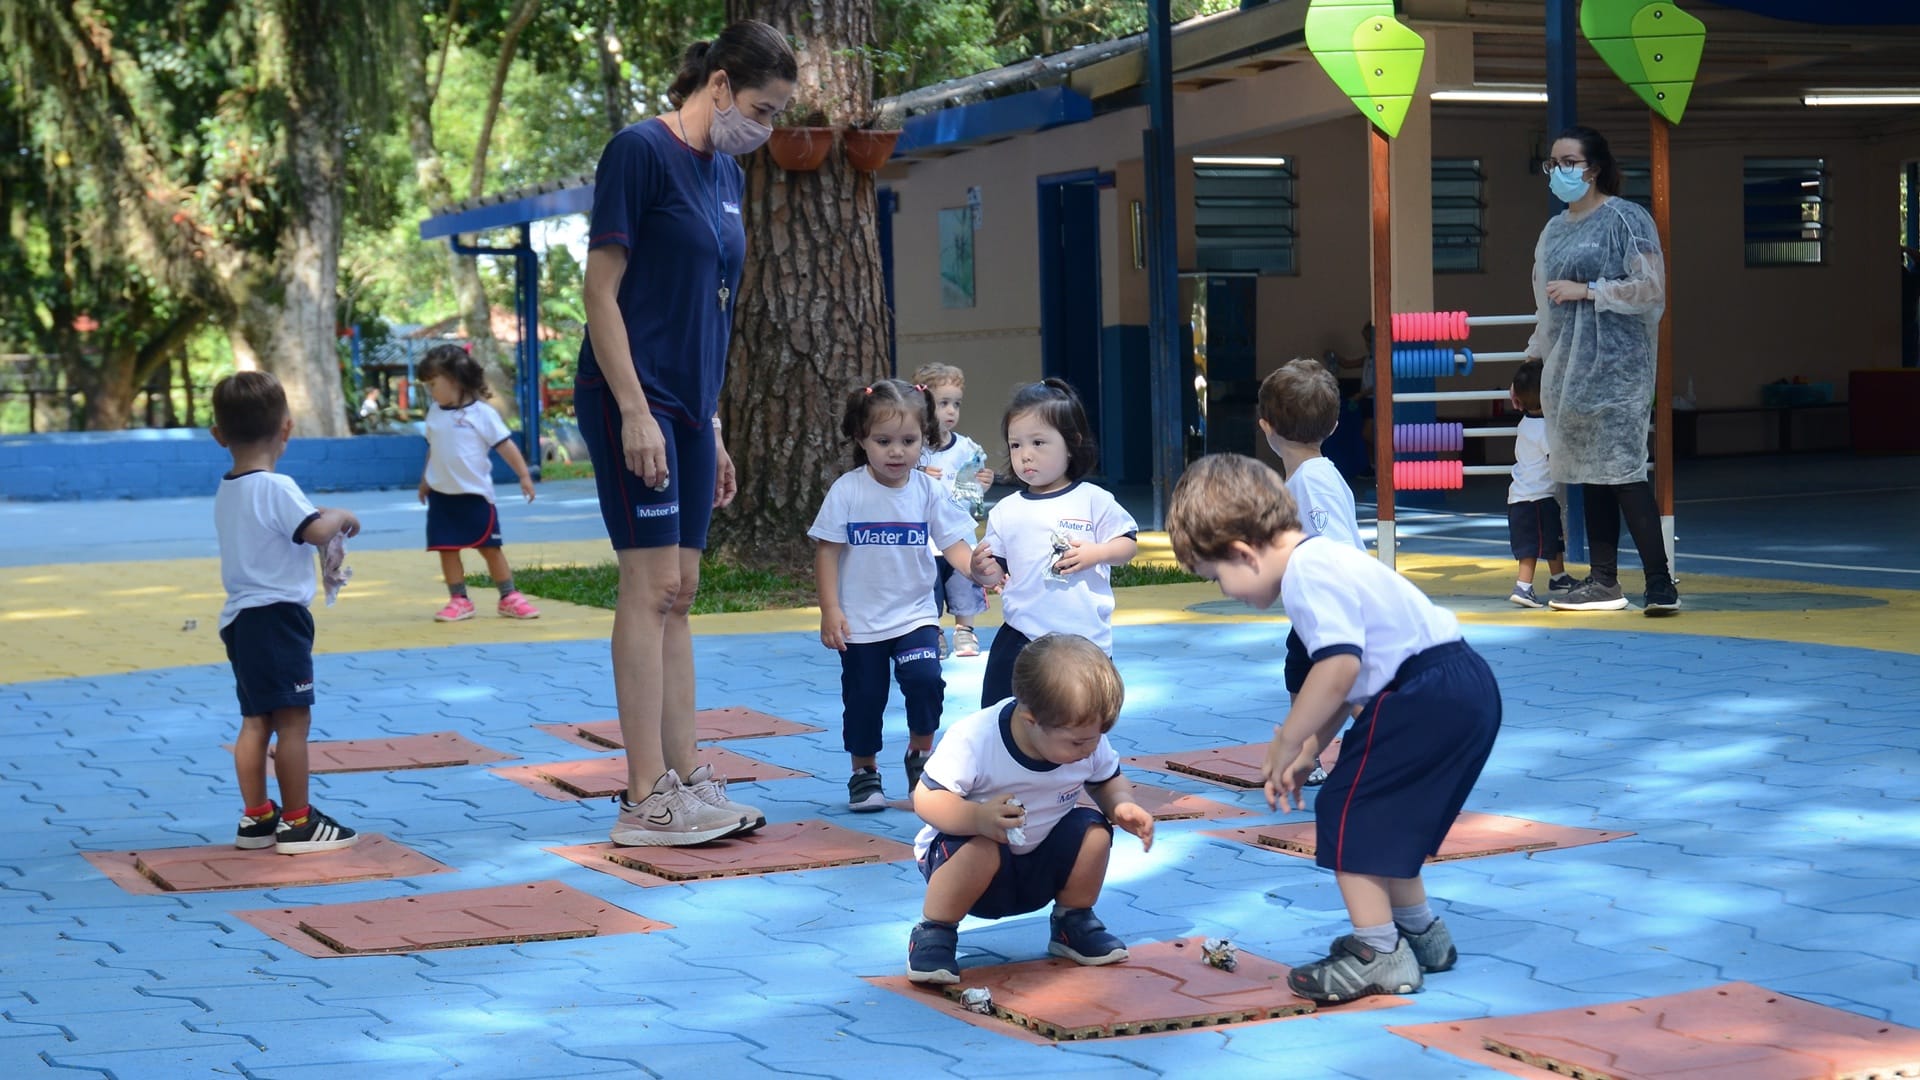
[684,763,766,835]
[610,769,746,846]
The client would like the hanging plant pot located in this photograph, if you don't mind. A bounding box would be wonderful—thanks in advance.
[841,128,902,171]
[767,127,834,172]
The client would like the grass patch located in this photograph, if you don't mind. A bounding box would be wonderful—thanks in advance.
[479,555,1201,614]
[1110,561,1204,587]
[539,460,595,481]
[472,558,815,615]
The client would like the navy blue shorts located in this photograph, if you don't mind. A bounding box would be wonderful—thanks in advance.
[426,491,502,550]
[574,372,717,550]
[220,602,316,717]
[1315,640,1501,878]
[1284,628,1311,695]
[918,806,1111,919]
[1507,497,1564,561]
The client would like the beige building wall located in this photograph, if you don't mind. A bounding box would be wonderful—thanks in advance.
[888,59,1913,459]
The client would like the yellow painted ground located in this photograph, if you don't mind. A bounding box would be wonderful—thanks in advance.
[5,536,1916,684]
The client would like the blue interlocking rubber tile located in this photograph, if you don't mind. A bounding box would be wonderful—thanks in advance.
[3,622,1919,1076]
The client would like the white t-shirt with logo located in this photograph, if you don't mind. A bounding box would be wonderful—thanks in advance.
[215,471,320,630]
[424,400,512,499]
[920,431,989,552]
[807,467,978,644]
[1509,415,1553,503]
[982,481,1138,653]
[914,699,1122,858]
[1282,537,1462,704]
[1285,457,1364,551]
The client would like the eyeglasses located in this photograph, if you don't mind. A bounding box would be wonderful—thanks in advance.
[1541,158,1589,174]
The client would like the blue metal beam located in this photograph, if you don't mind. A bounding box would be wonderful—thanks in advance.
[895,86,1093,159]
[419,185,592,240]
[448,232,543,477]
[1145,0,1182,528]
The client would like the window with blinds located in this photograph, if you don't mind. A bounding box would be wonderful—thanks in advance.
[1193,160,1297,274]
[1744,157,1827,266]
[1432,158,1486,273]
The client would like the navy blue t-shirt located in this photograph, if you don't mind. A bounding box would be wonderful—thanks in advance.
[578,118,745,429]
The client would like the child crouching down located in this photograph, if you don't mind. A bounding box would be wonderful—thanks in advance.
[906,633,1154,984]
[1167,454,1502,1003]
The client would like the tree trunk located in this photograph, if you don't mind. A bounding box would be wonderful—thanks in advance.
[76,350,137,431]
[597,6,630,135]
[711,0,889,570]
[253,1,352,436]
[393,0,517,419]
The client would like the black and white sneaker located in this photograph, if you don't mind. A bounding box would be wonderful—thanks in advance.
[235,804,279,850]
[274,808,360,854]
[847,767,887,813]
[1548,578,1628,611]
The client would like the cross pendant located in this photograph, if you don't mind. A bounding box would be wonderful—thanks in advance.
[717,285,731,311]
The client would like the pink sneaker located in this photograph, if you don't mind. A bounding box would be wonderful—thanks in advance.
[434,595,476,622]
[497,591,541,619]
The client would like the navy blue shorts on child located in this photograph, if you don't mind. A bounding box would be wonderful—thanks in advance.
[426,491,502,550]
[919,806,1111,919]
[1314,640,1501,878]
[1507,496,1564,561]
[840,624,944,757]
[220,601,316,717]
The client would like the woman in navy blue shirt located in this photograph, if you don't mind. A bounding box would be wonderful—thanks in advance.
[575,20,795,847]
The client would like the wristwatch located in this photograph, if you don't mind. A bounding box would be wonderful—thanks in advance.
[1587,281,1600,297]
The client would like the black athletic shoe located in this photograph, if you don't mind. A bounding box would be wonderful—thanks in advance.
[274,808,360,855]
[235,804,279,850]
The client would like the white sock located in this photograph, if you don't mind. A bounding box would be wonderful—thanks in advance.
[1516,579,1531,590]
[1393,902,1435,934]
[1352,922,1399,954]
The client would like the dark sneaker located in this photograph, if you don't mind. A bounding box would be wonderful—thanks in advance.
[610,770,747,847]
[907,920,961,984]
[1287,934,1422,1003]
[274,808,360,855]
[684,764,765,835]
[1048,907,1128,966]
[1549,573,1578,593]
[1643,577,1681,617]
[904,749,932,796]
[235,804,279,850]
[1508,583,1545,609]
[848,767,887,813]
[1402,918,1457,973]
[1548,578,1628,611]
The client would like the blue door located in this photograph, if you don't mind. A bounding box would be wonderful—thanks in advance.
[1037,174,1105,451]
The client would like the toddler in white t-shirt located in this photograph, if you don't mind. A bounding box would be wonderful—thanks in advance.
[970,379,1138,708]
[906,633,1153,984]
[810,379,982,813]
[1259,357,1365,785]
[1169,454,1501,1006]
[1505,359,1576,608]
[911,362,995,659]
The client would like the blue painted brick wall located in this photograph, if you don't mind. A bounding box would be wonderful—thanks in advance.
[0,429,450,501]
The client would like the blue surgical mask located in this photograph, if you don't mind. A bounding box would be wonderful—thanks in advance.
[1549,165,1592,204]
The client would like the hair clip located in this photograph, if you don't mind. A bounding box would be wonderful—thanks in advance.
[913,383,928,392]
[864,386,875,395]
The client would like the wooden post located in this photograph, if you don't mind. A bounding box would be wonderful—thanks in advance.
[1370,123,1396,567]
[1650,112,1676,564]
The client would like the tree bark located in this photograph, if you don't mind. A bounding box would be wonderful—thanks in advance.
[394,0,517,418]
[711,0,890,570]
[597,6,630,135]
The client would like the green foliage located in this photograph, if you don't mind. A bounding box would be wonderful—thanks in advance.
[471,558,817,615]
[474,552,1201,615]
